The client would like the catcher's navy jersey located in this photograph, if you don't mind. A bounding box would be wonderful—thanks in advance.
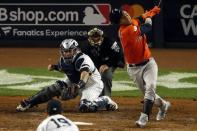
[57,52,101,84]
[58,57,80,83]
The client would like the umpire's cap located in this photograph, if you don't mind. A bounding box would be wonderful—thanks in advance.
[47,99,62,115]
[109,8,123,24]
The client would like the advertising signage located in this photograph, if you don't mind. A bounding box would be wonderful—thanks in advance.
[163,1,197,43]
[0,1,154,46]
[0,3,111,42]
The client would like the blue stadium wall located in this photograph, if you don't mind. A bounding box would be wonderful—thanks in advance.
[0,0,196,48]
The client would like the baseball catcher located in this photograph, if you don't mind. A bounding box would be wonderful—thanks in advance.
[16,38,118,113]
[109,6,170,127]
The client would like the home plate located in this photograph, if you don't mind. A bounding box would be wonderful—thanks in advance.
[74,121,93,125]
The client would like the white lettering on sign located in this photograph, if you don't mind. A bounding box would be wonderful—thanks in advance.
[0,3,110,26]
[0,7,79,25]
[180,4,197,35]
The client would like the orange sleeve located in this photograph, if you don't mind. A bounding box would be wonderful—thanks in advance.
[131,18,140,26]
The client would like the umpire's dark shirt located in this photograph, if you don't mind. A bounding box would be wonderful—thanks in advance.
[80,36,125,69]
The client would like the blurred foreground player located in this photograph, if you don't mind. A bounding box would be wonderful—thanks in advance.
[37,99,79,131]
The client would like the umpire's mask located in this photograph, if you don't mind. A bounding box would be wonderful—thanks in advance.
[88,28,104,47]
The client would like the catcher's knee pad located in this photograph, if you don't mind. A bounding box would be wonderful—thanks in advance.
[55,80,67,89]
[47,80,67,97]
[79,99,97,113]
[28,81,67,106]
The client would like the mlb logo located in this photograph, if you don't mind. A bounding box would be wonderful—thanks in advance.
[82,4,111,25]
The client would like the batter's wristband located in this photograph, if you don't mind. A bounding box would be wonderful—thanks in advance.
[77,80,86,89]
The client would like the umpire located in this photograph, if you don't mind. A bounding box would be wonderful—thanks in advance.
[80,27,125,96]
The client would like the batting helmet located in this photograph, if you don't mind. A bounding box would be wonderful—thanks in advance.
[47,99,62,115]
[109,8,123,24]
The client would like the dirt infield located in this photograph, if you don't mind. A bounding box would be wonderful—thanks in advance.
[0,48,197,131]
[0,97,196,131]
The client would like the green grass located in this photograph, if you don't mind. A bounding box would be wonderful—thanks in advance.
[112,90,141,97]
[113,86,197,99]
[180,77,197,84]
[156,86,197,99]
[0,67,197,99]
[0,88,37,96]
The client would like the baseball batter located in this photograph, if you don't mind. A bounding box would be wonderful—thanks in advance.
[110,6,171,127]
[16,39,118,113]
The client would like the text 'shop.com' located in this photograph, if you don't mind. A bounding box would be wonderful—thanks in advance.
[0,4,111,25]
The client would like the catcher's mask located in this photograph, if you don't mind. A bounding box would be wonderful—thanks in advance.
[88,27,104,47]
[60,39,79,64]
[109,8,123,24]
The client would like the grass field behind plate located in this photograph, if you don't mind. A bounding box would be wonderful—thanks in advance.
[0,67,197,99]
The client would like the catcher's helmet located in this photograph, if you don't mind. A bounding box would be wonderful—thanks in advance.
[60,39,79,64]
[88,27,104,46]
[60,39,78,51]
[109,8,123,24]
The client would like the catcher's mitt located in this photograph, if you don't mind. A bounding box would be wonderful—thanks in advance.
[61,83,79,100]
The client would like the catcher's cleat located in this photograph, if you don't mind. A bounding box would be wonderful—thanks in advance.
[16,100,31,112]
[106,97,118,111]
[79,99,97,113]
[156,101,171,121]
[135,112,148,128]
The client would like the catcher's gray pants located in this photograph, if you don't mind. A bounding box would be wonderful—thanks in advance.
[127,58,165,107]
[100,67,116,97]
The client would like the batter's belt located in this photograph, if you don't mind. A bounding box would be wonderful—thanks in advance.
[128,59,149,67]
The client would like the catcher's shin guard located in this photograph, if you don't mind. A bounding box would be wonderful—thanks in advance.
[26,81,66,107]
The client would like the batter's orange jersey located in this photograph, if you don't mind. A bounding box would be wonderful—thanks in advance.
[119,19,151,64]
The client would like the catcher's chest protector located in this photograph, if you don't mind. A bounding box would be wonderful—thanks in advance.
[59,58,80,83]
